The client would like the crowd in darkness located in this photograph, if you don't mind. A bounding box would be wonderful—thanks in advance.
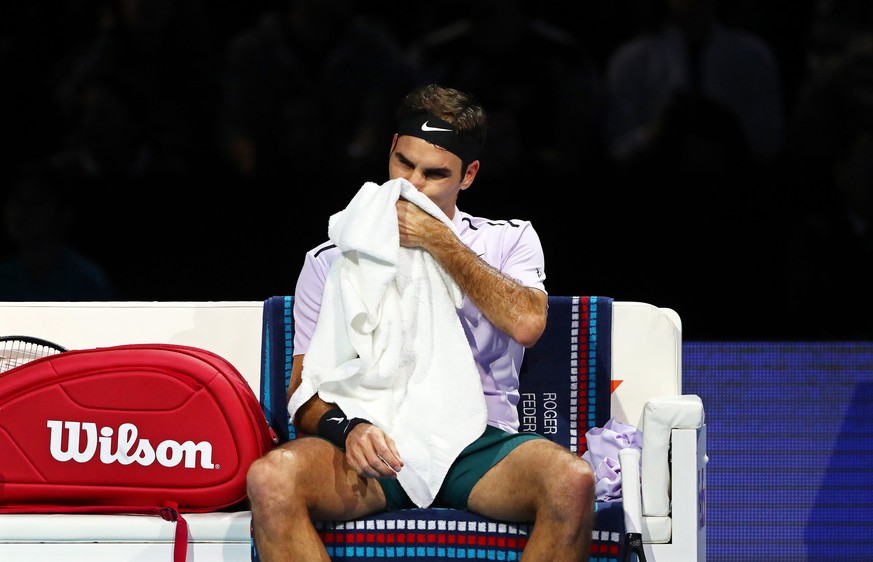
[1,0,872,340]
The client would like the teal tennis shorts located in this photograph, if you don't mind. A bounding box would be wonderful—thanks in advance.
[379,425,546,511]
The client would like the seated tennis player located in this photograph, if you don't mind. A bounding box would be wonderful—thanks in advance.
[247,83,595,561]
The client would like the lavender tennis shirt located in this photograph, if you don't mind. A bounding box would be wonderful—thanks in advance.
[292,206,547,433]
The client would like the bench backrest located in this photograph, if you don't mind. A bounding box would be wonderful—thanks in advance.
[260,296,682,451]
[0,301,265,393]
[0,297,682,438]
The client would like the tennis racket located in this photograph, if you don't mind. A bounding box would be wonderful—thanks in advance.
[0,335,67,373]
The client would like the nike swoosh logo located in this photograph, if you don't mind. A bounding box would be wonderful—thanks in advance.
[421,121,452,132]
[327,417,346,424]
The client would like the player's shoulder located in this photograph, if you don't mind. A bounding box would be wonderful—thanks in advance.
[456,210,536,237]
[303,241,340,272]
[458,212,531,232]
[308,241,339,259]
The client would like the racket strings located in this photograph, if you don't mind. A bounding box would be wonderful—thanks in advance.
[0,339,65,373]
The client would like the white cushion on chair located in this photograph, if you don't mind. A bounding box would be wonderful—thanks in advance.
[620,445,673,543]
[619,447,643,534]
[641,515,673,543]
[640,395,704,517]
[611,302,682,427]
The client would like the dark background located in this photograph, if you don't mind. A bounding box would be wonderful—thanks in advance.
[2,0,872,341]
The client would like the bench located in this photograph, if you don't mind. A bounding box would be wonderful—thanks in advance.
[0,297,706,561]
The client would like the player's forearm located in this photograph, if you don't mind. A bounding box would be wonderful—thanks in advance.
[288,354,335,433]
[424,228,546,348]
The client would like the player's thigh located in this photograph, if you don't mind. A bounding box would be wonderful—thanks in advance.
[466,438,587,522]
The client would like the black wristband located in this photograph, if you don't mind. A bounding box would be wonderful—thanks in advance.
[317,407,371,450]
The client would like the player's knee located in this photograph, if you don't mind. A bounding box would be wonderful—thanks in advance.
[549,458,596,515]
[569,458,596,505]
[246,447,306,506]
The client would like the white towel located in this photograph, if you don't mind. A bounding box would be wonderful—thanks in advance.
[288,178,487,507]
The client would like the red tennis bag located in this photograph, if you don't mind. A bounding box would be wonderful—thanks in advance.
[0,343,277,560]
